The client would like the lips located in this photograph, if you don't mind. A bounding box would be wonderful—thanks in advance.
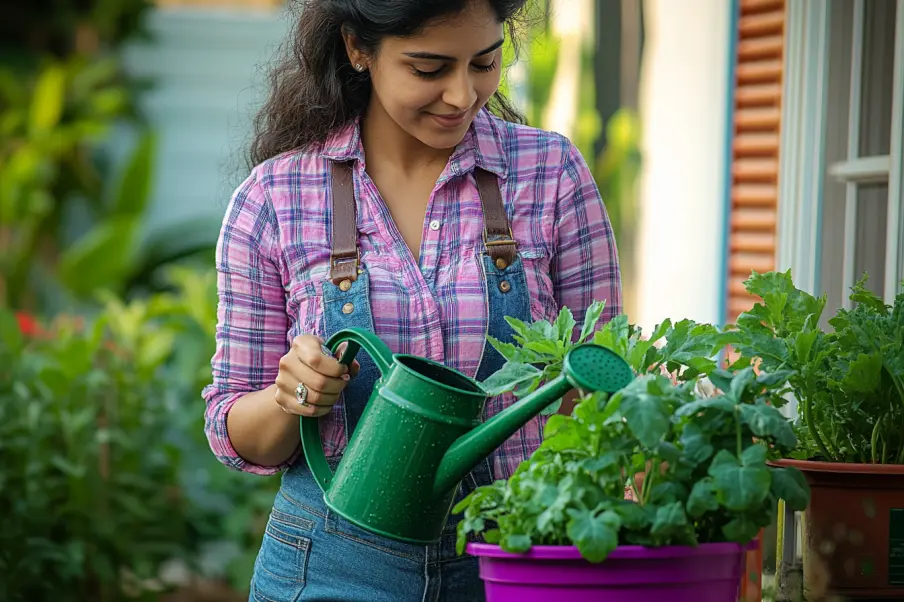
[430,112,468,128]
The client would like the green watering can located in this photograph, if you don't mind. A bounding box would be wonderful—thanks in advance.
[300,327,634,544]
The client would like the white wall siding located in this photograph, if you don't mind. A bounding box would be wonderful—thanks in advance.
[635,0,732,330]
[122,8,290,238]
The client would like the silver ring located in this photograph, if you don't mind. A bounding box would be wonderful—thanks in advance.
[295,382,310,406]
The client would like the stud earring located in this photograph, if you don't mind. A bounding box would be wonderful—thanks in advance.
[355,63,364,72]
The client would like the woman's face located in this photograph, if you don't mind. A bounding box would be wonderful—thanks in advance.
[347,1,504,150]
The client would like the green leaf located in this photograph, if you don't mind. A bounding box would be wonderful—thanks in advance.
[686,478,719,518]
[708,449,771,512]
[722,514,762,543]
[651,502,688,537]
[707,369,734,394]
[524,339,561,357]
[613,501,650,530]
[650,481,688,505]
[501,533,532,553]
[566,508,620,563]
[769,467,810,511]
[755,369,795,388]
[578,300,606,342]
[739,403,797,449]
[675,396,737,417]
[554,307,577,343]
[839,353,883,393]
[793,329,819,363]
[487,336,531,363]
[621,386,671,448]
[110,131,157,216]
[529,319,558,343]
[728,367,757,402]
[29,62,66,132]
[740,443,768,466]
[503,316,531,341]
[0,309,24,354]
[58,217,139,297]
[482,362,543,396]
[680,423,714,465]
[580,452,621,472]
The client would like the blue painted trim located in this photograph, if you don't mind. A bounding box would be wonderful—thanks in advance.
[717,0,741,328]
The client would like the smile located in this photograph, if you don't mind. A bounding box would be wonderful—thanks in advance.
[429,112,469,128]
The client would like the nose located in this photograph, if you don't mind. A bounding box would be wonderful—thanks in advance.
[442,68,478,112]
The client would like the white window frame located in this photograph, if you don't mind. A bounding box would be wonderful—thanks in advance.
[777,0,904,308]
[773,1,904,576]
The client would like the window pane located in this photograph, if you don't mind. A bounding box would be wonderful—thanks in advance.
[858,0,896,157]
[820,0,854,320]
[854,183,889,297]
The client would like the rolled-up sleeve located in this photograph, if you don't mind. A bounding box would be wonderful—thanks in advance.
[552,142,623,331]
[201,169,291,475]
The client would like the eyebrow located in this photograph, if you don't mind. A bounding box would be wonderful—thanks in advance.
[403,38,504,61]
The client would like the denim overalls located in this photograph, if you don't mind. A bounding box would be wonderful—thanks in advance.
[248,162,533,602]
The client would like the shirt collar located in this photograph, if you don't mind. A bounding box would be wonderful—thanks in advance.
[321,117,365,163]
[446,108,509,180]
[319,108,508,180]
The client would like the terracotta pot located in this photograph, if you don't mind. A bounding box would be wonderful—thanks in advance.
[772,459,904,599]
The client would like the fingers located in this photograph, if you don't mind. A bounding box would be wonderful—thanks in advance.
[334,342,361,378]
[274,334,358,418]
[293,335,349,378]
[273,382,334,417]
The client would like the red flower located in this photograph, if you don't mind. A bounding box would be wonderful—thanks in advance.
[15,312,39,337]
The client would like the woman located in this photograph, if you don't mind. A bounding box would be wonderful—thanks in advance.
[203,0,622,600]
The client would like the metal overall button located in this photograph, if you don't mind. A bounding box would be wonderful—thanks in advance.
[342,302,355,314]
[495,257,508,270]
[498,280,511,293]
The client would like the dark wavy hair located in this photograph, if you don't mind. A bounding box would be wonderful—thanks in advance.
[249,0,529,166]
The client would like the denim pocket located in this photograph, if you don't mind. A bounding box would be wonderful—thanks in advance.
[250,509,312,602]
[324,510,423,562]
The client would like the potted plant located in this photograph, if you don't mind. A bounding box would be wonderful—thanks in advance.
[455,305,810,601]
[727,270,904,598]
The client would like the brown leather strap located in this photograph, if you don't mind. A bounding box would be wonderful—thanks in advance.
[475,168,517,268]
[330,161,359,285]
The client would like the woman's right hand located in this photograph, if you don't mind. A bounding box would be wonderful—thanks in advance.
[274,334,360,417]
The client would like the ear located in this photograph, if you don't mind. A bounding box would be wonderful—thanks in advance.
[340,26,368,71]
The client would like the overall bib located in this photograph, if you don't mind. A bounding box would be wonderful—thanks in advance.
[248,163,533,602]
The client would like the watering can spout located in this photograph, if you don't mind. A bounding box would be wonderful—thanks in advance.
[433,373,575,497]
[432,343,635,498]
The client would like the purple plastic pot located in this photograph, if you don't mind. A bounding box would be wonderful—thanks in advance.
[467,541,757,602]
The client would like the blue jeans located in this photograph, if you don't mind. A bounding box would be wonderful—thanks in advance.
[249,460,484,602]
[248,254,533,601]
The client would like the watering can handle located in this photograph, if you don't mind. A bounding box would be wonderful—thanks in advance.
[300,328,394,492]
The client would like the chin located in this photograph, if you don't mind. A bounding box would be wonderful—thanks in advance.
[419,134,466,150]
[413,121,473,150]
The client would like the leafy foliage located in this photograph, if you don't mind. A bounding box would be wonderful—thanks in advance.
[0,306,193,601]
[726,270,904,464]
[482,300,725,413]
[455,306,810,562]
[0,268,280,599]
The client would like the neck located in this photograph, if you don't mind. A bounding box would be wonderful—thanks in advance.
[360,102,453,176]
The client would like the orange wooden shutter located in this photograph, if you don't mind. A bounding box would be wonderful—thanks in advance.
[725,0,786,324]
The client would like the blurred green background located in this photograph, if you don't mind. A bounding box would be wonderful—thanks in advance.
[0,0,642,599]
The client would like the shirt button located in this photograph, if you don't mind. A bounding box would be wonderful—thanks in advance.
[429,220,441,231]
[342,302,355,314]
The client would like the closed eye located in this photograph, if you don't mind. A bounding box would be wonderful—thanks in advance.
[412,59,498,80]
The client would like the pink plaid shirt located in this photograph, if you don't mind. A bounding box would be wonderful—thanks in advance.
[203,109,622,479]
